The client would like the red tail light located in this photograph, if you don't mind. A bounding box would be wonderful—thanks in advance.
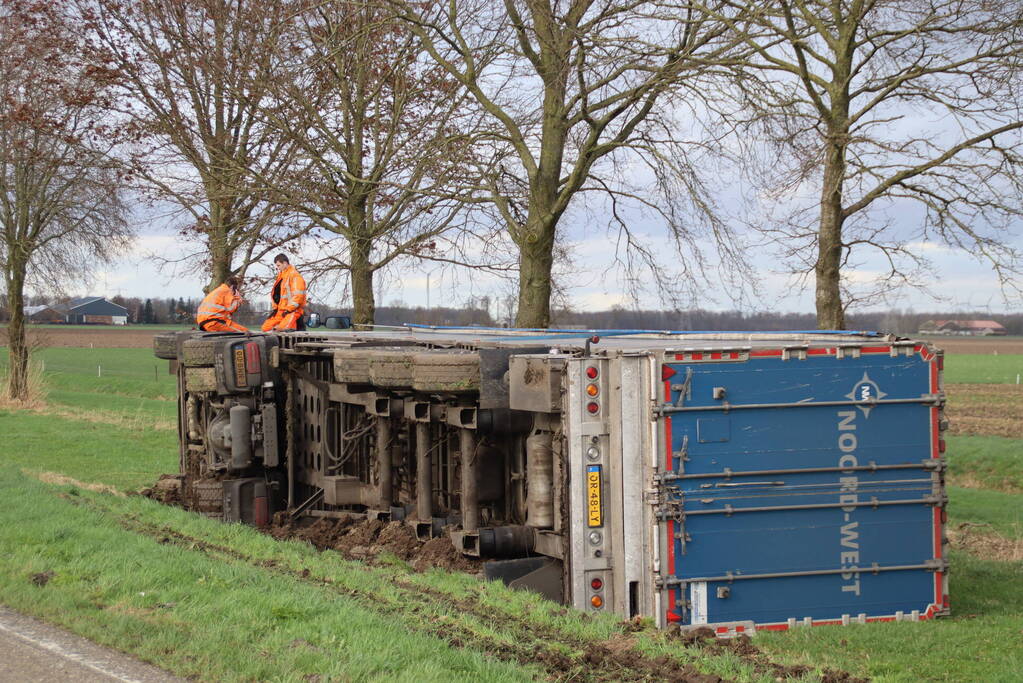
[245,342,261,373]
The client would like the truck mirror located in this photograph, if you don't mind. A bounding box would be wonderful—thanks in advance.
[324,315,352,329]
[306,313,321,328]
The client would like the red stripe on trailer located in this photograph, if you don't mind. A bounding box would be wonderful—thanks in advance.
[749,349,783,357]
[710,352,722,360]
[664,379,675,579]
[806,348,833,356]
[692,352,703,360]
[860,346,891,354]
[675,353,685,360]
[663,377,676,622]
[928,351,945,610]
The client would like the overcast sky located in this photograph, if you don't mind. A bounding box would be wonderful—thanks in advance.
[87,220,1022,318]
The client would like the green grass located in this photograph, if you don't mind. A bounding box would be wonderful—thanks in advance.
[0,411,177,490]
[943,354,1023,384]
[0,467,540,682]
[946,486,1023,540]
[946,435,1023,492]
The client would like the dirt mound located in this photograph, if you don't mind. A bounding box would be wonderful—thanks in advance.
[948,522,1023,562]
[139,474,183,505]
[269,515,483,574]
[667,627,868,683]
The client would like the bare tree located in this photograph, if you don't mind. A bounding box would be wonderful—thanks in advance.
[710,0,1023,328]
[252,0,496,325]
[0,0,131,400]
[85,0,307,289]
[391,0,749,327]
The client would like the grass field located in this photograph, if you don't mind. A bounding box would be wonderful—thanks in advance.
[943,354,1023,384]
[0,341,1020,681]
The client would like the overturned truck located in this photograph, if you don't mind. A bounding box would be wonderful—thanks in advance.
[154,326,949,633]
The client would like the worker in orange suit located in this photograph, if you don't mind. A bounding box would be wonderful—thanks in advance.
[261,253,307,332]
[196,275,249,332]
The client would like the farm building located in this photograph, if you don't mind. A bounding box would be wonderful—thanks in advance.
[22,305,65,324]
[918,319,1007,336]
[52,297,129,325]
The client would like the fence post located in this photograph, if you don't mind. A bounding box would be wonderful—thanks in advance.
[98,365,102,378]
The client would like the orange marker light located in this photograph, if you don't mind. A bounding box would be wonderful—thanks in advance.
[586,383,599,397]
[591,595,603,608]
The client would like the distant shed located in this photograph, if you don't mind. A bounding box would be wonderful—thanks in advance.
[54,297,129,325]
[23,305,65,324]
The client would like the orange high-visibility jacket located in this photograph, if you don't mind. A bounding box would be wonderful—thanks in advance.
[196,283,242,325]
[270,265,307,314]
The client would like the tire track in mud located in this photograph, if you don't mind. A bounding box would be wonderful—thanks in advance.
[69,493,863,683]
[79,502,730,683]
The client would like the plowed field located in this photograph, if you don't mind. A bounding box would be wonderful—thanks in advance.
[17,326,178,348]
[945,384,1023,439]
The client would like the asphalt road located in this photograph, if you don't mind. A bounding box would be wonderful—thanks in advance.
[0,606,183,682]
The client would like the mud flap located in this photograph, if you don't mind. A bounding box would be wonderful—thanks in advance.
[484,557,563,603]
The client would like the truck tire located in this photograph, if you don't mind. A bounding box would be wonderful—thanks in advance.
[369,351,417,388]
[153,333,178,360]
[191,479,224,519]
[412,352,480,392]
[185,366,217,392]
[183,338,218,367]
[333,349,370,383]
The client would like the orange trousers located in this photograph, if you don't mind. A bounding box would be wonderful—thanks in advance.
[200,318,248,333]
[261,308,303,332]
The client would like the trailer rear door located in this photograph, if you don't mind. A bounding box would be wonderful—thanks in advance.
[655,343,948,631]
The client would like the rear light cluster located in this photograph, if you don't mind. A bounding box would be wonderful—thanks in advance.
[590,575,604,609]
[585,366,600,415]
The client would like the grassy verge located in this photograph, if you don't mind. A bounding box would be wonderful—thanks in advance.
[946,435,1023,492]
[0,467,540,682]
[942,354,1023,384]
[0,411,176,490]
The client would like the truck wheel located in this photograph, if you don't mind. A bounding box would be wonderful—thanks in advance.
[183,338,218,367]
[153,333,178,360]
[412,352,480,392]
[191,480,224,519]
[185,367,217,392]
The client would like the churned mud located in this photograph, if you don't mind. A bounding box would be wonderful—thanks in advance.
[267,515,483,574]
[669,628,868,683]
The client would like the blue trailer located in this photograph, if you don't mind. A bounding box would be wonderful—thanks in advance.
[555,334,947,632]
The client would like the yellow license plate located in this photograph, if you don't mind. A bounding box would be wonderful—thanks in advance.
[234,347,247,386]
[587,465,602,527]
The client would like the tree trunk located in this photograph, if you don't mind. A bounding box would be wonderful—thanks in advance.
[350,236,375,326]
[515,219,556,328]
[815,136,847,330]
[5,262,29,401]
[206,195,233,292]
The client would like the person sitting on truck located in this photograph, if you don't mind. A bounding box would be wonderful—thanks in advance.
[261,253,307,332]
[196,275,248,332]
